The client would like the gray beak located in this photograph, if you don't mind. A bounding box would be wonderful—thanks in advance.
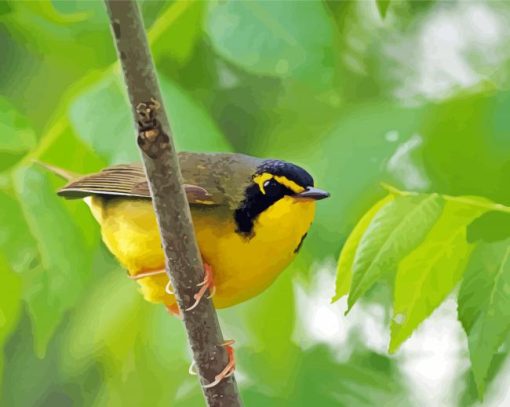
[295,187,330,200]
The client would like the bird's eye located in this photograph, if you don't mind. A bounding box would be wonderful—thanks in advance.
[262,179,281,195]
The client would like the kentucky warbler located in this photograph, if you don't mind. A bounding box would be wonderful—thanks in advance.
[54,152,329,314]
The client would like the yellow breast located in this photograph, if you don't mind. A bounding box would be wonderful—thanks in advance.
[87,195,315,309]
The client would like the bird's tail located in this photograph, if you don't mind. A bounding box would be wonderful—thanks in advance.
[33,160,80,181]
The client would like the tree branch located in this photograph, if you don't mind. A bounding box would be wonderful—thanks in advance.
[103,1,242,405]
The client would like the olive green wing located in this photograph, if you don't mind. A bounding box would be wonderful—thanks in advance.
[57,163,217,205]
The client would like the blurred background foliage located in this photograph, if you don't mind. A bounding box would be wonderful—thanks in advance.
[2,0,510,405]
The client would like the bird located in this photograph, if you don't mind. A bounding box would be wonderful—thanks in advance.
[46,152,329,386]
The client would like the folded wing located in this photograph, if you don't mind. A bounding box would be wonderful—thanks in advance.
[58,163,217,205]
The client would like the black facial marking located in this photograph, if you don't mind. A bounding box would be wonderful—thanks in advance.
[294,232,308,253]
[234,160,314,237]
[234,180,294,236]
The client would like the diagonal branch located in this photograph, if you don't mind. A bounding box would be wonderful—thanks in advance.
[103,1,242,405]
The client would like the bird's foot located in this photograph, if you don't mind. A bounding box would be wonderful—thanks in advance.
[128,268,166,280]
[186,262,215,311]
[203,340,236,388]
[188,340,235,388]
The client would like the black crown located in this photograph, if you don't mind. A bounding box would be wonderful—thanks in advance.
[256,160,314,188]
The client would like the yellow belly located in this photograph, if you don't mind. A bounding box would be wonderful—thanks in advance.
[88,195,315,309]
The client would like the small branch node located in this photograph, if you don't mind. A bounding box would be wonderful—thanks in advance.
[136,98,168,158]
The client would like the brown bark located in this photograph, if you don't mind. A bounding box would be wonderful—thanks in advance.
[103,1,242,405]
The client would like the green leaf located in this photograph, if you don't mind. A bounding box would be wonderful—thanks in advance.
[61,270,143,375]
[150,1,205,65]
[244,272,298,387]
[14,165,91,356]
[458,241,508,334]
[244,346,411,406]
[376,0,391,19]
[0,97,36,171]
[458,238,510,396]
[389,199,490,353]
[206,0,335,87]
[160,76,232,152]
[458,350,508,407]
[347,194,444,311]
[0,255,22,386]
[333,194,395,302]
[467,211,510,244]
[69,74,231,164]
[0,189,38,272]
[7,0,91,25]
[69,76,139,164]
[0,1,12,17]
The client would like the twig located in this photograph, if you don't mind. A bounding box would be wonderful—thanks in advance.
[103,1,242,406]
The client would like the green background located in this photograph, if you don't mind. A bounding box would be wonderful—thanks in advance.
[2,0,510,405]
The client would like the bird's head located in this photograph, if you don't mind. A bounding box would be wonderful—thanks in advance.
[234,159,329,236]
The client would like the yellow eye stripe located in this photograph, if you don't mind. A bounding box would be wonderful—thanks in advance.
[253,172,305,194]
[274,175,305,194]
